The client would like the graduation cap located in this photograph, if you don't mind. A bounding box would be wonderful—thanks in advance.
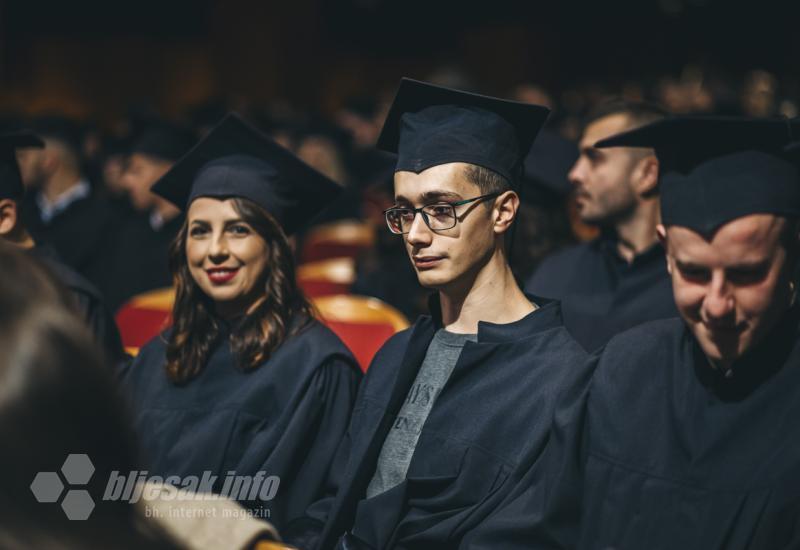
[151,113,342,236]
[376,78,550,186]
[521,130,577,203]
[129,119,196,163]
[595,116,800,236]
[0,132,44,200]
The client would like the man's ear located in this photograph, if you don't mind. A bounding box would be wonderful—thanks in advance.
[493,190,520,235]
[656,223,672,274]
[632,154,659,198]
[0,198,19,236]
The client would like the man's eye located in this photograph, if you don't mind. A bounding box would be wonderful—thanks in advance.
[678,266,709,282]
[427,205,452,217]
[728,267,768,286]
[396,209,415,221]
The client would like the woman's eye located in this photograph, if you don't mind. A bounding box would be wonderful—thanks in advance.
[228,224,251,235]
[189,226,208,237]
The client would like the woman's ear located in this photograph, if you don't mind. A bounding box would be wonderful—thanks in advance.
[493,190,520,235]
[0,199,19,237]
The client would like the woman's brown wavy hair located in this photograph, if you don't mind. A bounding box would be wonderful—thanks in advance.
[164,197,314,385]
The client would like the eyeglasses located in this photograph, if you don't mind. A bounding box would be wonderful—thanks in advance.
[383,193,500,235]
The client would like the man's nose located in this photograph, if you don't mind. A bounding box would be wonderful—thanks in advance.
[406,211,432,246]
[703,274,736,322]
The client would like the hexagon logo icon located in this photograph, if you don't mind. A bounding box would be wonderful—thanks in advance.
[30,472,64,503]
[31,454,98,520]
[61,490,95,521]
[61,454,95,485]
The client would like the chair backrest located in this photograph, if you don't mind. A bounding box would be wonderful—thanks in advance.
[115,288,409,370]
[311,294,409,371]
[115,287,175,355]
[300,220,375,263]
[296,257,356,297]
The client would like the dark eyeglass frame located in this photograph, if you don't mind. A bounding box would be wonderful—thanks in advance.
[383,192,501,235]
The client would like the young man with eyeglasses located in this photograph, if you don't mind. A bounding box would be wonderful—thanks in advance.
[285,78,591,550]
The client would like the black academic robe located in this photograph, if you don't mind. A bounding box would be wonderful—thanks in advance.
[287,296,589,550]
[22,190,119,289]
[28,244,125,362]
[525,235,677,352]
[121,317,361,531]
[96,213,183,312]
[469,308,800,549]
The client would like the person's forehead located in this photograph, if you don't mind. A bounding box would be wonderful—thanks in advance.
[393,162,478,200]
[667,214,785,261]
[187,196,239,219]
[580,113,632,149]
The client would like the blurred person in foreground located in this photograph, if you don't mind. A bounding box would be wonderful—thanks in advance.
[466,117,800,549]
[0,243,286,550]
[0,131,124,362]
[525,100,677,351]
[286,78,589,550]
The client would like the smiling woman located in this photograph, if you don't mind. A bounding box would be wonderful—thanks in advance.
[120,114,361,533]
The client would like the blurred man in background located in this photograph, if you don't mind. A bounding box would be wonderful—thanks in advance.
[97,119,195,311]
[17,116,117,288]
[525,100,677,350]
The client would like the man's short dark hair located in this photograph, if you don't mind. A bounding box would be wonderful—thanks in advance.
[585,99,668,131]
[463,164,512,197]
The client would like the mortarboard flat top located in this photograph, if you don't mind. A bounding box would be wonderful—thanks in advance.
[595,116,800,236]
[0,132,44,200]
[376,78,550,186]
[150,113,342,236]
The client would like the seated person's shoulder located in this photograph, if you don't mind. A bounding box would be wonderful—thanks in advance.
[591,317,685,385]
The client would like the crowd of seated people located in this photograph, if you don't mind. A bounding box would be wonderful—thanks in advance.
[2,64,800,549]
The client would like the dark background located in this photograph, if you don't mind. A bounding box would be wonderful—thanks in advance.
[0,0,796,122]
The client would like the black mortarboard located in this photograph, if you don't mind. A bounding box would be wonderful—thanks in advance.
[129,120,196,162]
[0,132,44,200]
[522,130,578,201]
[151,113,342,236]
[376,78,550,186]
[595,116,800,236]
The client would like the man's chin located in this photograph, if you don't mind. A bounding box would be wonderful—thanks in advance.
[696,335,747,369]
[415,271,452,290]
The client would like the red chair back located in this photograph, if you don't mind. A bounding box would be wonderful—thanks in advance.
[301,220,375,263]
[115,287,174,355]
[296,258,355,297]
[311,295,409,371]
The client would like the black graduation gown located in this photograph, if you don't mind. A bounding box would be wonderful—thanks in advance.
[288,296,589,550]
[28,244,125,362]
[22,190,119,289]
[470,308,800,549]
[121,317,361,530]
[524,235,677,352]
[96,213,183,312]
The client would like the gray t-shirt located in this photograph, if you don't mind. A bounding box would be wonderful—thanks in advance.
[366,329,477,498]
